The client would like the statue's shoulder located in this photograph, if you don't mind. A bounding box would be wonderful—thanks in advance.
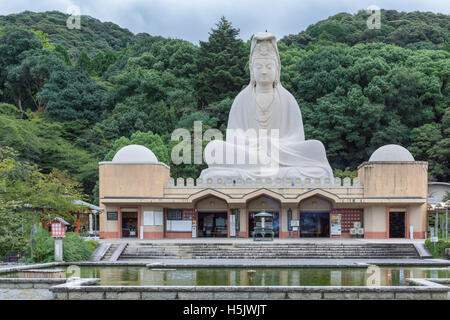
[235,85,252,100]
[231,85,252,108]
[278,86,299,105]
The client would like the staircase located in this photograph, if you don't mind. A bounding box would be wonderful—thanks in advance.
[118,242,420,260]
[101,244,119,261]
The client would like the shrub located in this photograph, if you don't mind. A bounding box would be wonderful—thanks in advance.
[32,229,54,263]
[62,232,95,262]
[425,238,450,258]
[84,240,99,252]
[27,229,97,262]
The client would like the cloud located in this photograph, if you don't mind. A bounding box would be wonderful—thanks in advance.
[0,0,448,43]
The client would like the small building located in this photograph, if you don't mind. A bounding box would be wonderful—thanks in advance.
[98,144,428,239]
[428,182,450,204]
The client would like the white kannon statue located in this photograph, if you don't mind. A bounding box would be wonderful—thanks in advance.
[200,32,333,181]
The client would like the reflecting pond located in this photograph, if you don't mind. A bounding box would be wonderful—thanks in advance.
[3,266,449,286]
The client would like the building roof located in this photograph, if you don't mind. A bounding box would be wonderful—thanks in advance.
[72,200,104,213]
[112,144,158,163]
[428,181,450,186]
[427,200,450,211]
[369,144,415,162]
[47,217,71,225]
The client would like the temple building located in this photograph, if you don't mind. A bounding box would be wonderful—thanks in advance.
[98,33,429,240]
[98,144,428,240]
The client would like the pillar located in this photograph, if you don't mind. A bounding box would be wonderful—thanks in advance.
[54,237,63,262]
[89,213,93,235]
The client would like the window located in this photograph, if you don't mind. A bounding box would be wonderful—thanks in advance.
[143,211,163,226]
[167,209,182,220]
[154,211,163,225]
[143,211,154,225]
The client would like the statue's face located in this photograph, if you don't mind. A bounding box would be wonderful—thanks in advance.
[252,58,276,86]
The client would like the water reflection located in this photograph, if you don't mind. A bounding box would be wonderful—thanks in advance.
[0,266,441,286]
[62,266,450,286]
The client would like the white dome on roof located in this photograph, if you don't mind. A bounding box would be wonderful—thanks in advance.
[369,144,415,162]
[112,144,158,163]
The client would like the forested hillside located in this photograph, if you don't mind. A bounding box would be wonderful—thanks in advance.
[0,11,135,58]
[0,10,449,206]
[281,10,450,50]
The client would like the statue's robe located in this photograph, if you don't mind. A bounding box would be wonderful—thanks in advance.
[200,85,334,181]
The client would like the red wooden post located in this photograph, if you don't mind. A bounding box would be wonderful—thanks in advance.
[77,213,80,235]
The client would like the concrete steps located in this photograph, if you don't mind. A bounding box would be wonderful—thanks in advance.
[90,243,111,261]
[118,243,420,260]
[101,244,119,261]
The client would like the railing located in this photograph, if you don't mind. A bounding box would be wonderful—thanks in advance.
[166,177,361,188]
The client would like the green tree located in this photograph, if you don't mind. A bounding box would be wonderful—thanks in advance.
[0,146,85,257]
[195,17,248,107]
[54,44,72,66]
[76,50,92,73]
[38,67,111,122]
[0,28,41,105]
[5,49,65,113]
[30,29,55,50]
[0,111,99,202]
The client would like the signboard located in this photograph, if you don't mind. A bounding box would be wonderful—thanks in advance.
[430,236,438,242]
[192,220,197,238]
[330,214,342,236]
[290,220,299,227]
[167,220,192,232]
[331,209,362,233]
[107,212,118,220]
[51,222,66,237]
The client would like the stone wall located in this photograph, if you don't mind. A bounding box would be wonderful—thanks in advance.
[0,278,66,289]
[51,284,449,300]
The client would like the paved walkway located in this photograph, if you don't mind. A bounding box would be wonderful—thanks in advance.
[144,258,450,268]
[99,238,428,244]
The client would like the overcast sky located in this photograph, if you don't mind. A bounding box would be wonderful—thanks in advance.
[0,0,449,44]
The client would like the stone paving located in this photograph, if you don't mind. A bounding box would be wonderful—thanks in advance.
[144,258,450,268]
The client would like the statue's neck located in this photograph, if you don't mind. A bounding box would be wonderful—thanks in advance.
[255,83,273,93]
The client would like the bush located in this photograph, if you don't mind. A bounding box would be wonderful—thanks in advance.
[84,240,99,252]
[62,232,95,262]
[28,229,97,262]
[32,229,54,263]
[425,238,450,258]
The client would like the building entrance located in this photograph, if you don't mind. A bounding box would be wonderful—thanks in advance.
[198,212,228,237]
[249,211,279,238]
[389,211,405,238]
[121,212,138,238]
[300,211,330,237]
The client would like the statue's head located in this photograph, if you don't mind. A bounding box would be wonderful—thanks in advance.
[249,32,281,88]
